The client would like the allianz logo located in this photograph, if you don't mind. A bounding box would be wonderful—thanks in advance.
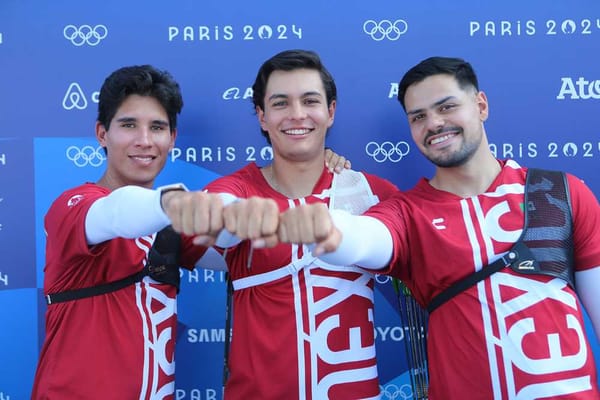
[62,83,100,110]
[556,77,600,100]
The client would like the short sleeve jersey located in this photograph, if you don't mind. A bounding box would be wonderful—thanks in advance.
[31,183,205,400]
[366,159,600,399]
[206,163,398,400]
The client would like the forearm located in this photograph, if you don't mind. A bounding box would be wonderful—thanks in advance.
[316,210,393,269]
[576,266,600,338]
[85,186,170,245]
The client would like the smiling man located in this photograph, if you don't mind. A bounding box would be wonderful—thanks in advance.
[203,49,399,399]
[31,65,228,399]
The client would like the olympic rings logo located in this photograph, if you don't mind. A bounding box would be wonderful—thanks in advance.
[363,19,408,41]
[63,24,108,46]
[365,141,410,163]
[380,383,413,400]
[66,145,106,167]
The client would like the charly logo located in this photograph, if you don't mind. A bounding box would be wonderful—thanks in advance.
[379,383,413,400]
[363,19,408,41]
[63,24,108,46]
[66,145,106,167]
[365,141,410,163]
[556,77,600,100]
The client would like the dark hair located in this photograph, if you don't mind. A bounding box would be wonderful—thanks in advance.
[397,57,479,110]
[252,49,337,142]
[97,65,183,131]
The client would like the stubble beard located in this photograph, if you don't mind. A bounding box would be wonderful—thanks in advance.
[424,129,482,168]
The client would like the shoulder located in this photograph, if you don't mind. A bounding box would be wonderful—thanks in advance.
[204,163,264,196]
[352,170,399,196]
[49,183,107,212]
[45,183,108,229]
[565,172,599,211]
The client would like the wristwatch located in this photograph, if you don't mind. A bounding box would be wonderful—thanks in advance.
[157,183,189,208]
[157,183,189,195]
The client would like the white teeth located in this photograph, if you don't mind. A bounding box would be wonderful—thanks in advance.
[430,134,453,145]
[132,156,153,161]
[285,129,310,135]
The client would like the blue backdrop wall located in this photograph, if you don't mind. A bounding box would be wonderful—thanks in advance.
[1,1,599,399]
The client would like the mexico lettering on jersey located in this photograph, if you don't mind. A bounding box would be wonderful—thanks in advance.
[368,160,600,400]
[32,183,198,400]
[206,163,398,400]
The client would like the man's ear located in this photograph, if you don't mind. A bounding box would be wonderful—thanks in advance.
[169,128,178,151]
[476,91,489,122]
[327,100,336,127]
[256,106,267,131]
[95,121,107,146]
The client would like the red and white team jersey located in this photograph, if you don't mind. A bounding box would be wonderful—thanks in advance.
[368,159,600,400]
[206,163,398,400]
[32,183,203,400]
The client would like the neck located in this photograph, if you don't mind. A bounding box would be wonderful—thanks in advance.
[96,172,153,192]
[263,157,325,199]
[429,152,501,198]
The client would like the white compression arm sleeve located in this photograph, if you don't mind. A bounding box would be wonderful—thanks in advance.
[575,267,600,338]
[85,186,170,245]
[214,193,243,249]
[315,209,394,270]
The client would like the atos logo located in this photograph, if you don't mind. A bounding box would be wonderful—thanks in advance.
[63,24,108,46]
[556,77,600,100]
[363,19,408,41]
[63,83,100,110]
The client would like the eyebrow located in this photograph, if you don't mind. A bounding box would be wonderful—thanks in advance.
[406,95,455,116]
[115,117,169,127]
[267,91,323,102]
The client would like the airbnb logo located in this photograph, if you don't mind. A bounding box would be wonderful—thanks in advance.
[556,77,600,100]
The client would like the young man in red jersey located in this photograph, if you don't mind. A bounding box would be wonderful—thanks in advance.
[201,49,398,399]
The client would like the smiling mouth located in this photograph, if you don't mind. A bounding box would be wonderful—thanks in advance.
[429,133,456,145]
[283,128,312,135]
[130,155,156,162]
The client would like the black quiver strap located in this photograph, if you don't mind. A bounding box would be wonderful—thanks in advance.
[46,226,182,305]
[427,168,574,314]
